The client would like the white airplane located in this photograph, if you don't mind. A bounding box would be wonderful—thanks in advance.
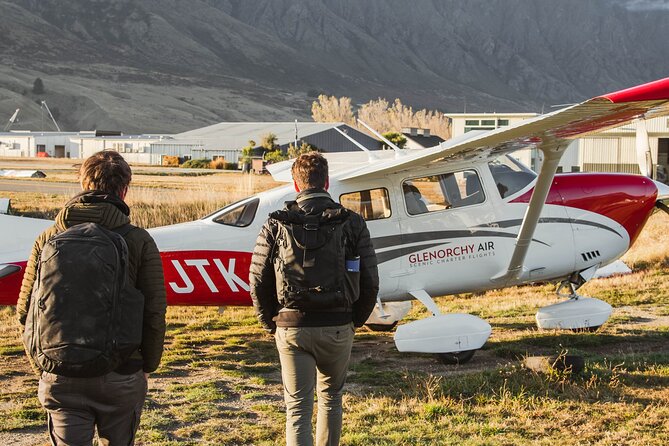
[2,78,669,364]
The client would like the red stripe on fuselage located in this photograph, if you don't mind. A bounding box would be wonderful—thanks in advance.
[511,173,657,245]
[0,262,26,306]
[161,250,253,306]
[0,251,254,307]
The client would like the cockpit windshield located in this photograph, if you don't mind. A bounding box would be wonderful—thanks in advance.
[210,198,259,227]
[488,154,536,198]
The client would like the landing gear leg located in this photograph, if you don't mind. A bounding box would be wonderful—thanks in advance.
[364,298,411,331]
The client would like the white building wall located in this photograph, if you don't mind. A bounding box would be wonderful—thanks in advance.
[72,135,172,164]
[451,114,669,176]
[447,113,537,138]
[573,116,669,175]
[558,140,580,172]
[580,138,620,172]
[78,139,107,159]
[0,134,33,157]
[0,132,81,158]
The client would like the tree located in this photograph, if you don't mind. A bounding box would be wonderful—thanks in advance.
[381,132,407,149]
[357,98,391,132]
[240,139,255,172]
[260,133,286,163]
[264,149,288,163]
[241,140,256,163]
[311,95,355,125]
[357,97,452,139]
[287,141,318,159]
[261,133,278,151]
[312,94,452,140]
[32,78,45,95]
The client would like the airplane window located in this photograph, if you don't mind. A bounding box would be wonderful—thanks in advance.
[339,188,391,221]
[488,155,536,198]
[212,198,259,227]
[403,170,484,215]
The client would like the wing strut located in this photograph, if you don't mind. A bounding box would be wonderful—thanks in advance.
[333,126,379,161]
[492,141,568,284]
[356,119,405,157]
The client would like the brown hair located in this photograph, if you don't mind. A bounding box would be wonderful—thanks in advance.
[79,150,132,197]
[291,151,328,190]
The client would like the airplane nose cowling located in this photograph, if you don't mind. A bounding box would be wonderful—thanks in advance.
[553,174,657,246]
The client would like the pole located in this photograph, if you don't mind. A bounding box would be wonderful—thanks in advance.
[294,119,298,150]
[41,101,61,132]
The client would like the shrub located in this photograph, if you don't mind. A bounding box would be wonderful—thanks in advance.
[181,159,212,169]
[264,150,288,164]
[162,155,179,167]
[382,131,407,149]
[224,162,237,170]
[288,141,318,158]
[210,158,226,169]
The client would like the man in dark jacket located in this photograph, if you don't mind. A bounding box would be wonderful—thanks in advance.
[250,152,379,446]
[18,151,166,446]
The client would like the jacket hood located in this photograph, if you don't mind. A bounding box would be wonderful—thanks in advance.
[294,189,340,215]
[55,190,130,231]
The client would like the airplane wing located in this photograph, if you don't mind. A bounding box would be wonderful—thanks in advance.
[0,213,53,264]
[336,78,669,284]
[336,77,669,182]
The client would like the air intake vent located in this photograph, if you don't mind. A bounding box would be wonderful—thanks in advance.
[580,250,601,262]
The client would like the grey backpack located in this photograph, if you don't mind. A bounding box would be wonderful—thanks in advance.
[271,205,359,312]
[23,222,144,377]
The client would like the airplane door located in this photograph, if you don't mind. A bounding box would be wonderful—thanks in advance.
[338,182,399,298]
[394,168,500,297]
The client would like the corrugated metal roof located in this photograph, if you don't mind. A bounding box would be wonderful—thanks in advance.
[0,131,80,137]
[175,122,347,150]
[402,134,445,148]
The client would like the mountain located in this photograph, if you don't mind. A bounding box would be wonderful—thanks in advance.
[0,0,667,133]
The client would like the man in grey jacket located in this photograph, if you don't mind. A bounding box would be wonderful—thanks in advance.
[250,152,379,446]
[19,151,166,446]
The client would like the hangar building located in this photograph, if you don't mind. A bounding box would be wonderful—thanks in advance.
[0,122,380,166]
[447,113,669,182]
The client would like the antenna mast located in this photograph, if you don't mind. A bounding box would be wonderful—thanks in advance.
[41,101,61,132]
[4,108,20,131]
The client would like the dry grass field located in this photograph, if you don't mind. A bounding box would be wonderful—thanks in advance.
[1,161,668,445]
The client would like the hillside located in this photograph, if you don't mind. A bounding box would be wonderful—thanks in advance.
[0,0,667,132]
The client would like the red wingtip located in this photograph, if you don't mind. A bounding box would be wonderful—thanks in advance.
[598,77,669,103]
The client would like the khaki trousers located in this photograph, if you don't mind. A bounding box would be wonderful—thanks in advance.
[38,370,147,446]
[275,323,355,446]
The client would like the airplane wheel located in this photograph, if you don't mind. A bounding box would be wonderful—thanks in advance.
[571,325,602,333]
[436,349,476,365]
[365,321,398,332]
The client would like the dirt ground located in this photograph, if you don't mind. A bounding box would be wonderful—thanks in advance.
[2,158,668,445]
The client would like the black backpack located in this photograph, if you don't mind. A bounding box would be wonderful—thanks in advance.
[271,204,360,312]
[23,222,144,377]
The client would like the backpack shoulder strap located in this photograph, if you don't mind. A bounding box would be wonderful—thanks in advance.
[320,207,350,224]
[270,201,303,224]
[110,223,134,238]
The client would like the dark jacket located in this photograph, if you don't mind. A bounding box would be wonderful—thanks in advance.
[17,191,167,373]
[250,188,379,331]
